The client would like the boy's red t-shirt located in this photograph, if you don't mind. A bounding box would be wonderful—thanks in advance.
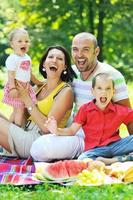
[74,100,133,151]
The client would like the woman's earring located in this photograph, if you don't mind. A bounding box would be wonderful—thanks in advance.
[63,70,67,75]
[42,68,46,72]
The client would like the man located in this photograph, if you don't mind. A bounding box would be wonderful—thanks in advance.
[71,32,133,134]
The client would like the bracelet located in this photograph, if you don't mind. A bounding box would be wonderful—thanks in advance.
[9,87,17,92]
[27,104,36,114]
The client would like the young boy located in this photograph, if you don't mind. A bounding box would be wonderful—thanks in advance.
[45,73,133,164]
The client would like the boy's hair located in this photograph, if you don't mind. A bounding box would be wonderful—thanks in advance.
[92,73,115,88]
[8,28,29,42]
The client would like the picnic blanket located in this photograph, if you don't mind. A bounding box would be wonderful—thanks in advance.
[0,155,133,186]
[0,156,41,185]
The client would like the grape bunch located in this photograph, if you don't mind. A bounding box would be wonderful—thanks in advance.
[75,169,106,185]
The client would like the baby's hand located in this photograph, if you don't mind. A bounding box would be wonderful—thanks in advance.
[44,116,57,134]
[36,81,44,87]
[9,88,18,98]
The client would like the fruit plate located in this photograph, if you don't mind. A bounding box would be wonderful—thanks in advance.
[32,172,77,184]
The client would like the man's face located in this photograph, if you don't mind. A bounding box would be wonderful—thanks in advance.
[71,36,99,72]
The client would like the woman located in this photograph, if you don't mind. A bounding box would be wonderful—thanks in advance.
[30,48,85,162]
[0,45,77,158]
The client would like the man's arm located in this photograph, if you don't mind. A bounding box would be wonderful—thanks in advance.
[127,122,133,135]
[116,98,133,134]
[116,98,132,108]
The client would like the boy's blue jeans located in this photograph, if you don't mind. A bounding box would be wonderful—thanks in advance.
[78,135,133,160]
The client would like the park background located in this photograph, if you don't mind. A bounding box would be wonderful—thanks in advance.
[0,0,133,133]
[0,1,133,199]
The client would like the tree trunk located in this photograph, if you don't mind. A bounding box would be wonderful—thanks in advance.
[88,0,95,34]
[97,0,107,61]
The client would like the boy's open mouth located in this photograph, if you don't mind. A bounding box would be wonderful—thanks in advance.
[100,97,107,103]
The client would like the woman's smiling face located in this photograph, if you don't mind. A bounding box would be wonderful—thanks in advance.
[44,48,66,77]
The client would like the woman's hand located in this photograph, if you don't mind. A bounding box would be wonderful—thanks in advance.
[16,82,30,103]
[44,116,58,134]
[9,88,19,98]
[16,81,48,133]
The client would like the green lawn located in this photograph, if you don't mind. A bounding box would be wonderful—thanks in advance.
[0,83,133,199]
[0,183,133,200]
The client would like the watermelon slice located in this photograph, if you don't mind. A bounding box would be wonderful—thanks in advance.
[64,160,87,177]
[44,161,69,180]
[35,160,88,181]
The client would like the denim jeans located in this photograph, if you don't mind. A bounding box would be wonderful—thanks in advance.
[78,135,133,160]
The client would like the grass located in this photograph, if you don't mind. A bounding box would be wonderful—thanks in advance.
[0,83,133,199]
[0,183,133,200]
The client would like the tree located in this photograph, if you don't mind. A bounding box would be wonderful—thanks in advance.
[0,0,133,80]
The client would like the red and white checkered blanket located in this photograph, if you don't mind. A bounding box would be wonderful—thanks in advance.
[0,156,41,185]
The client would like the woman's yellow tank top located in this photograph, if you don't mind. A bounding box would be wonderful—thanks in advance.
[30,81,72,128]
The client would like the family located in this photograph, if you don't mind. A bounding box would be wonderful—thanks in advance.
[0,28,133,165]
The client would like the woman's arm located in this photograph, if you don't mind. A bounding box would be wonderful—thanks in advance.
[17,84,74,133]
[17,83,47,132]
[48,86,74,125]
[31,73,43,86]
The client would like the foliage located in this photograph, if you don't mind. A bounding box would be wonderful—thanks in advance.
[0,0,133,81]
